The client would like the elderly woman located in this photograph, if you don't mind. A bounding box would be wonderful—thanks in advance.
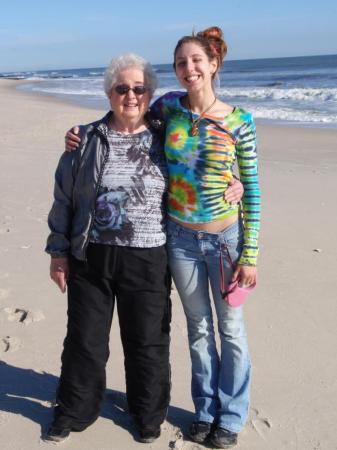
[45,54,170,444]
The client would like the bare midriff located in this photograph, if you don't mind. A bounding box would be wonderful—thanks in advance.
[170,211,239,233]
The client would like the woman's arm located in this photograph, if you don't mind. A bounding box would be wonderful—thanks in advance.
[63,126,244,204]
[46,152,77,291]
[64,93,171,151]
[234,115,261,285]
[46,152,76,256]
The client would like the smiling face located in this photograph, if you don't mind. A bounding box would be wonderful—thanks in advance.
[109,67,151,125]
[174,42,218,93]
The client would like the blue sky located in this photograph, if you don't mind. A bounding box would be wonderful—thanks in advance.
[1,0,336,72]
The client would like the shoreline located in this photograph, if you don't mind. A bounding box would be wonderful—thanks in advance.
[2,78,105,112]
[0,78,337,450]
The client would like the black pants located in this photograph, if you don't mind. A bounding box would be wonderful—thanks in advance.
[53,243,171,431]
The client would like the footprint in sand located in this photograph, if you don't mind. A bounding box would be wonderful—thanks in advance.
[0,336,22,353]
[0,215,13,234]
[167,426,185,450]
[0,307,45,325]
[249,407,272,439]
[165,424,203,450]
[168,433,202,450]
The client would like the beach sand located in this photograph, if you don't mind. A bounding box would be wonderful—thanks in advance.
[0,79,336,450]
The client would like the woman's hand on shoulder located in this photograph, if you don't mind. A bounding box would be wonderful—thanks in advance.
[65,126,81,151]
[224,177,244,204]
[50,257,69,293]
[232,265,257,287]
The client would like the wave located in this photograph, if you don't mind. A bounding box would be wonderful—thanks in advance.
[155,68,173,74]
[0,75,26,80]
[154,86,337,103]
[29,85,106,97]
[265,82,283,87]
[1,72,92,80]
[247,105,337,124]
[16,82,337,126]
[216,87,337,102]
[152,88,337,124]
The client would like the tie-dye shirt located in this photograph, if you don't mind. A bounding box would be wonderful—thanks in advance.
[151,91,261,266]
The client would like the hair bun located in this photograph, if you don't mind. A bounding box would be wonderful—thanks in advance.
[196,26,227,65]
[198,26,223,41]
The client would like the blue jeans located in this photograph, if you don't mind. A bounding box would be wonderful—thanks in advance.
[167,219,251,433]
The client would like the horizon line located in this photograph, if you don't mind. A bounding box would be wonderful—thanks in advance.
[1,52,336,74]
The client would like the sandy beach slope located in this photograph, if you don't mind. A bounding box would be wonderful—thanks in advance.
[0,79,336,450]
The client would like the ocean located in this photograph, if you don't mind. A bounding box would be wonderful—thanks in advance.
[2,54,337,128]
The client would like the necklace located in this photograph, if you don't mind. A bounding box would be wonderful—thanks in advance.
[188,97,217,136]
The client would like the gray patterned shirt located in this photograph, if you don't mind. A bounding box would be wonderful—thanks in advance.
[90,126,168,248]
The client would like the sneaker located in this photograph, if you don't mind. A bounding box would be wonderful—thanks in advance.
[210,427,238,449]
[137,427,161,444]
[189,421,212,443]
[44,425,71,443]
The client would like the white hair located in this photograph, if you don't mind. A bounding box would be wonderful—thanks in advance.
[103,53,158,97]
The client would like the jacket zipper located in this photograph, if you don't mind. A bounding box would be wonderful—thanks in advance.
[83,131,110,261]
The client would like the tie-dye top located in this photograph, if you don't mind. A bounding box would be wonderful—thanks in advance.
[151,91,261,266]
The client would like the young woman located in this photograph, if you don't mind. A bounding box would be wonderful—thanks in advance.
[64,26,260,449]
[150,27,261,449]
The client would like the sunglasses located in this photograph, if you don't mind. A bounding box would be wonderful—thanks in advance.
[114,84,148,95]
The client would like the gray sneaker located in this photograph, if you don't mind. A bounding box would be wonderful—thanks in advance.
[44,425,71,443]
[210,427,238,448]
[189,421,212,443]
[137,426,161,443]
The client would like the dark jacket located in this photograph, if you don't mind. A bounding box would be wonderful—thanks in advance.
[45,111,165,261]
[45,112,113,260]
